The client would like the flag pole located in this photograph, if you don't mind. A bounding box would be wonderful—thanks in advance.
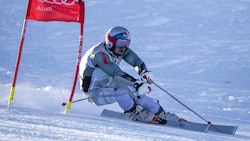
[64,23,84,114]
[7,0,31,110]
[64,0,85,114]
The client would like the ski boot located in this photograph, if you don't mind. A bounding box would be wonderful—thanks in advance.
[156,106,187,122]
[125,105,167,124]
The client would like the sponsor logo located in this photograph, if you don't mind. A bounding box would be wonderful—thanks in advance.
[39,0,75,6]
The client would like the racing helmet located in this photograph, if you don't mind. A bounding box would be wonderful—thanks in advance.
[105,26,131,49]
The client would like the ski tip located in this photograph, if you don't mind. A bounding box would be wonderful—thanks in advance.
[207,121,212,125]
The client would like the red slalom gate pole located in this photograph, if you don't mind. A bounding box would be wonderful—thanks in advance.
[7,0,31,110]
[64,3,85,113]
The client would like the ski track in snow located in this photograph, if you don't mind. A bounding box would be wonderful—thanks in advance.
[1,0,250,140]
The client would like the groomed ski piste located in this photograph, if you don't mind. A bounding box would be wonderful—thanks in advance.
[0,0,250,140]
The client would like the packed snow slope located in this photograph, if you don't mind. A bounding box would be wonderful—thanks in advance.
[0,0,250,140]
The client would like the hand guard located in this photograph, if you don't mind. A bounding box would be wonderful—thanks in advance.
[140,70,153,84]
[134,80,152,95]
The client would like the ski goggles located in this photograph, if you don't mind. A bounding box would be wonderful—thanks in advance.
[115,39,131,48]
[107,33,131,48]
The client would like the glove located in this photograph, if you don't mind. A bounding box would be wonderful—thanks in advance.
[134,80,152,95]
[140,70,153,84]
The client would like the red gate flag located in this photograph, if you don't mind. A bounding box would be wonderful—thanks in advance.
[26,0,84,23]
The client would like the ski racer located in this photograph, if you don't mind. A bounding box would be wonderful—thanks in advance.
[79,26,181,124]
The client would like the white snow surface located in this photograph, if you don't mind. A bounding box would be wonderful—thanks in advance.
[1,0,250,140]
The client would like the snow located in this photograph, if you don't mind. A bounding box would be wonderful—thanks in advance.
[0,0,250,140]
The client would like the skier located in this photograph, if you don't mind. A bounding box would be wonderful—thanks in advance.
[79,26,181,124]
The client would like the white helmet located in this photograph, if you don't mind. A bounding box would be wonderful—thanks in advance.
[105,26,131,50]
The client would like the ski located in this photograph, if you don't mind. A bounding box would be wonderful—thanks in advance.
[101,109,210,133]
[209,124,238,135]
[101,109,238,135]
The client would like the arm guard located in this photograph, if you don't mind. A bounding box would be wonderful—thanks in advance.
[122,49,148,74]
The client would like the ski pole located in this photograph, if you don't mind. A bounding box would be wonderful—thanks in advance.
[152,81,211,124]
[62,98,88,106]
[61,91,135,107]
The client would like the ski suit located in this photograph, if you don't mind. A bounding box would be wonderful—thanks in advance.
[79,42,160,113]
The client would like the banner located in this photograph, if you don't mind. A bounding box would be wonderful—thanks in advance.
[26,0,84,23]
